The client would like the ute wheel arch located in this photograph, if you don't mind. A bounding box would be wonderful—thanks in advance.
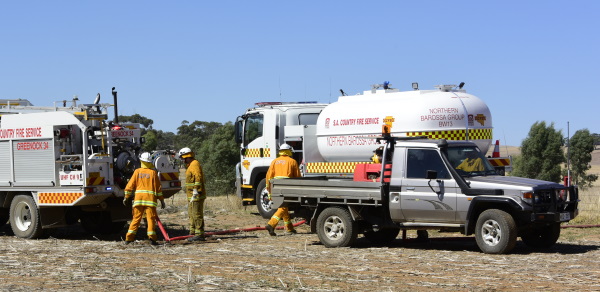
[466,198,522,235]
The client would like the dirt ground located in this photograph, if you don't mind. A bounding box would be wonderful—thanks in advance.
[1,198,600,292]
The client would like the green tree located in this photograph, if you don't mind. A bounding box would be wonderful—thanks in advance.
[175,120,222,152]
[568,129,598,189]
[198,122,238,196]
[142,130,157,151]
[512,121,564,182]
[118,114,154,133]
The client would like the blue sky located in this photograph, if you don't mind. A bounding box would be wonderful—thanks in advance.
[1,1,598,147]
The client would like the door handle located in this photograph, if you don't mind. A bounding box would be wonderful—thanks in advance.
[406,187,415,191]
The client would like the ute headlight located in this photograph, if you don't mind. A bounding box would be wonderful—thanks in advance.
[522,191,534,204]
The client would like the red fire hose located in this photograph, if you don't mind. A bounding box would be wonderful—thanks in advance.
[156,216,307,242]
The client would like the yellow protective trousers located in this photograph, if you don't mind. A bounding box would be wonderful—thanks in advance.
[267,207,295,232]
[126,205,158,241]
[188,198,205,236]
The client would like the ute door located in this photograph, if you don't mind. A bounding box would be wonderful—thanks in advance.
[398,148,460,223]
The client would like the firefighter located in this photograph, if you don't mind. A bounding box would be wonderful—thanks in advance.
[179,147,207,242]
[123,152,165,245]
[265,143,301,236]
[456,149,485,172]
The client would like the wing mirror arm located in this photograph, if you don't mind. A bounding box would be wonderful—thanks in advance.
[426,170,442,195]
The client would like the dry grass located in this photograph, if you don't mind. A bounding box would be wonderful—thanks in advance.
[572,184,600,225]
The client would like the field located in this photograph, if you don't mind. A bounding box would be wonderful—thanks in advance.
[0,148,600,291]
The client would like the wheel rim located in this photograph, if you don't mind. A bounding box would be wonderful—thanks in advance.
[14,200,32,232]
[323,215,345,241]
[260,189,272,212]
[481,219,502,246]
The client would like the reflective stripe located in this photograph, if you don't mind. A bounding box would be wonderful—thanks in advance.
[132,200,158,207]
[284,221,292,225]
[127,230,137,234]
[272,216,281,221]
[134,190,159,196]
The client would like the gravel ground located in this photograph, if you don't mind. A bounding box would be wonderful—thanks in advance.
[1,204,599,292]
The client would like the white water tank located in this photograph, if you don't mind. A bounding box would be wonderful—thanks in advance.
[315,87,492,162]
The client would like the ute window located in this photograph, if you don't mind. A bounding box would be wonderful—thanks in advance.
[298,113,319,125]
[244,114,263,145]
[447,146,497,176]
[406,149,451,179]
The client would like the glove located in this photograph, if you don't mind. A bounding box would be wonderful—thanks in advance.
[160,200,166,209]
[123,198,129,206]
[190,189,199,202]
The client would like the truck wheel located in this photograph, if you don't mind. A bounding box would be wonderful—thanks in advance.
[475,209,517,254]
[256,179,276,219]
[316,206,357,247]
[9,194,44,239]
[363,228,400,245]
[521,223,561,248]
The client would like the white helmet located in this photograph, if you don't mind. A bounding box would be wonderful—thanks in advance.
[139,152,152,163]
[178,147,193,159]
[279,143,294,152]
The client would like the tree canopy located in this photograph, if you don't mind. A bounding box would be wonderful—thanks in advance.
[568,129,598,189]
[512,121,565,182]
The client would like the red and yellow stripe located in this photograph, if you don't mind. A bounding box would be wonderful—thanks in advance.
[38,192,83,204]
[86,177,105,186]
[488,158,511,167]
[160,172,179,181]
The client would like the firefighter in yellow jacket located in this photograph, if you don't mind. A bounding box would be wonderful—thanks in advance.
[179,147,207,241]
[123,152,165,245]
[265,144,301,236]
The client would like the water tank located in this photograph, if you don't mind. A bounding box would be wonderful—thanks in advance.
[315,88,492,162]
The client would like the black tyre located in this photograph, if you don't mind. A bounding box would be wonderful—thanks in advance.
[363,228,400,245]
[475,209,517,254]
[521,223,561,248]
[256,179,276,219]
[9,194,44,239]
[316,206,357,247]
[81,211,125,234]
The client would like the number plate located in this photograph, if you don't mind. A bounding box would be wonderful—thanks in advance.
[560,212,570,221]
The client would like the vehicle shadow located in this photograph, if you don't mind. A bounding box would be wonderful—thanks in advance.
[347,236,600,255]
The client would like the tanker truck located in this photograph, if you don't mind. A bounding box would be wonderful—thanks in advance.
[235,82,509,218]
[0,89,181,239]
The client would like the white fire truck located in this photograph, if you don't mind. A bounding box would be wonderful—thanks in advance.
[0,88,180,238]
[235,82,511,218]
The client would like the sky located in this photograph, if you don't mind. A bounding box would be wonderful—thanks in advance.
[1,1,598,147]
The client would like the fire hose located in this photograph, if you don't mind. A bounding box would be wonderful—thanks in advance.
[156,216,307,242]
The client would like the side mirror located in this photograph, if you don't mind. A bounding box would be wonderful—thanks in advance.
[426,170,438,180]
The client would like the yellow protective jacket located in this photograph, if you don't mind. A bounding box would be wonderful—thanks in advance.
[124,167,163,207]
[456,157,485,172]
[185,159,206,201]
[266,155,300,193]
